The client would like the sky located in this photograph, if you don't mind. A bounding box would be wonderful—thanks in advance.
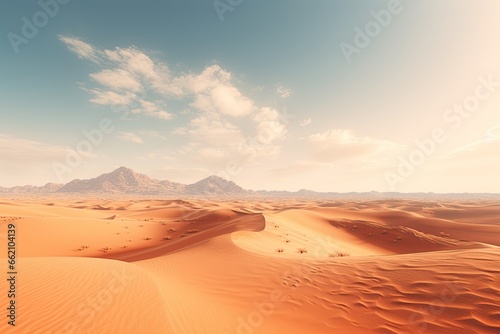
[1,0,500,192]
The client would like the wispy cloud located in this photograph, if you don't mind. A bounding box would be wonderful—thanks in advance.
[0,134,73,186]
[0,134,69,161]
[60,36,256,120]
[118,132,144,144]
[58,36,102,62]
[308,129,404,163]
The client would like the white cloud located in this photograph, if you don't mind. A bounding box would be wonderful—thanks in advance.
[60,36,292,169]
[90,69,143,92]
[184,112,244,146]
[58,36,102,62]
[118,132,144,144]
[60,38,257,120]
[140,130,167,140]
[253,107,287,144]
[88,89,137,106]
[184,65,254,117]
[131,100,172,120]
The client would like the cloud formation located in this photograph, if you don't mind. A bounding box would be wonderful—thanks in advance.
[59,36,289,169]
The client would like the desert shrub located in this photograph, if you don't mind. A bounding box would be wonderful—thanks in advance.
[330,251,350,257]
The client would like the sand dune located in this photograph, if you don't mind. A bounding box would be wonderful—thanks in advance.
[0,198,499,333]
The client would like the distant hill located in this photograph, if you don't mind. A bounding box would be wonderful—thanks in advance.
[186,175,247,195]
[1,167,499,199]
[57,167,185,195]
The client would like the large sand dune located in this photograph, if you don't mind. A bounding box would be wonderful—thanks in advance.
[0,198,499,333]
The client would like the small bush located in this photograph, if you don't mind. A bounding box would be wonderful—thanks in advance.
[329,251,350,257]
[298,248,308,254]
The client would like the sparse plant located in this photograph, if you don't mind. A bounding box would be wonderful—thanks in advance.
[285,240,290,243]
[164,236,172,240]
[329,251,350,257]
[298,248,308,254]
[144,236,152,240]
[276,248,284,253]
[169,228,176,232]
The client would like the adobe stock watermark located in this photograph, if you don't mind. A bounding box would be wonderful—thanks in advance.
[408,281,466,333]
[56,268,135,334]
[7,0,71,54]
[52,118,115,182]
[213,0,243,22]
[339,0,410,64]
[385,74,499,191]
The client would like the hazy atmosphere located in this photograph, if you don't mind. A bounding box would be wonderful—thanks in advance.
[2,2,500,334]
[2,0,500,192]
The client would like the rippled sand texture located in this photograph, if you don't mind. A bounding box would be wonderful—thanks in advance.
[0,198,499,333]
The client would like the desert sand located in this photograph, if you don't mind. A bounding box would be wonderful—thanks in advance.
[0,197,499,333]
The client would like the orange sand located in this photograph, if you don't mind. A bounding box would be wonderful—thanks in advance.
[0,198,499,333]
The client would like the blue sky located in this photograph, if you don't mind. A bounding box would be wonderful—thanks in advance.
[1,0,500,192]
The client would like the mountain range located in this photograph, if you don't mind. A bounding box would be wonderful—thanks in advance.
[0,167,249,196]
[1,167,499,199]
